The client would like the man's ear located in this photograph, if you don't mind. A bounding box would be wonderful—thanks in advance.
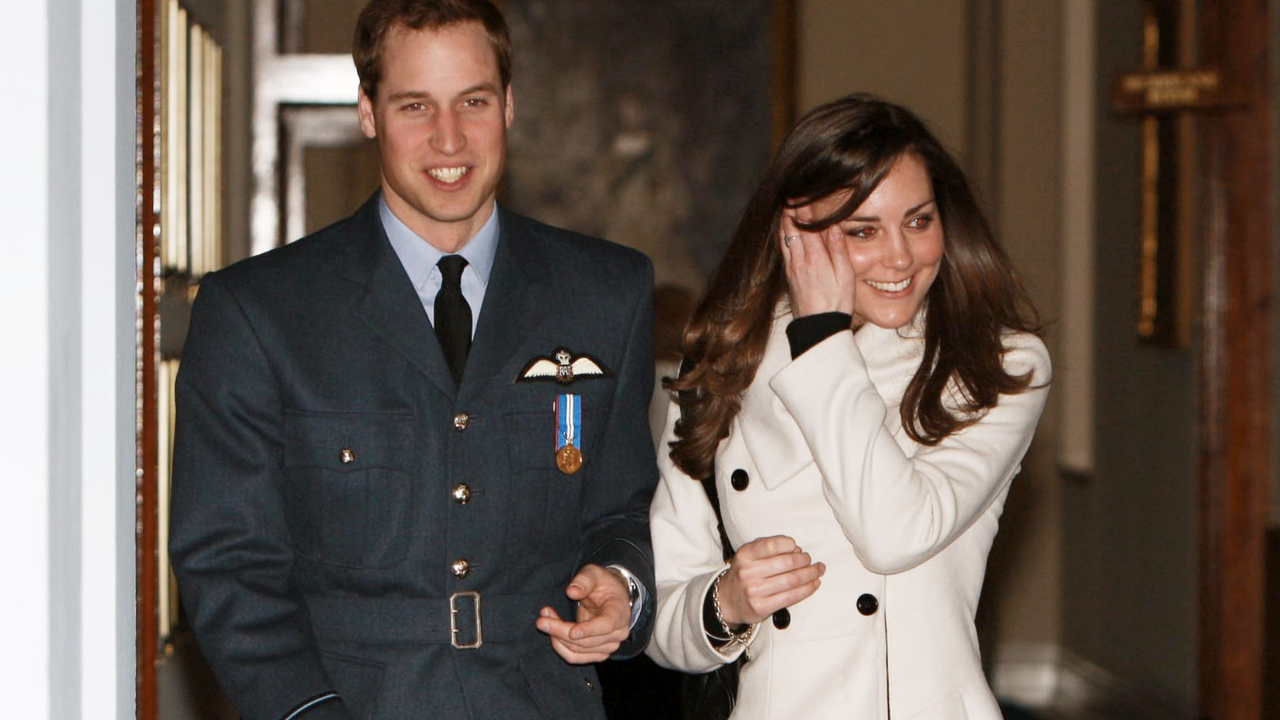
[357,88,378,139]
[504,84,514,128]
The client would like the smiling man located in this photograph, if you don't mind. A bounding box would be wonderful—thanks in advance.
[168,1,658,719]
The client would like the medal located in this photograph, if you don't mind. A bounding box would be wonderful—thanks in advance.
[556,444,583,474]
[554,393,584,474]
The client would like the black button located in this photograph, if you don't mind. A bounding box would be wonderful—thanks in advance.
[856,593,879,616]
[730,468,749,491]
[772,608,790,629]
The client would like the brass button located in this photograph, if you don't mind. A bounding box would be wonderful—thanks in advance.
[452,484,472,505]
[583,677,594,690]
[453,412,470,431]
[339,448,355,464]
[451,558,472,579]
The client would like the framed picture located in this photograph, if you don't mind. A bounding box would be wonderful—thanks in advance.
[500,0,795,291]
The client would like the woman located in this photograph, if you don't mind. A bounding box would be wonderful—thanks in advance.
[645,94,1051,719]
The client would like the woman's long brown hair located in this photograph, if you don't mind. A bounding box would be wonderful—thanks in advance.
[668,94,1042,479]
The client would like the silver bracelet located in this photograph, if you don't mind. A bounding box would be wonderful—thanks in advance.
[711,566,756,646]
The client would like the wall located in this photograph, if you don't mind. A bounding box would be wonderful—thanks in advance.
[0,0,138,716]
[1058,0,1199,710]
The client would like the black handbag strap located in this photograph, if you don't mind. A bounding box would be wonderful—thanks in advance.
[677,358,735,562]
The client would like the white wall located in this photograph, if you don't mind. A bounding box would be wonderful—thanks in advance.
[0,0,137,716]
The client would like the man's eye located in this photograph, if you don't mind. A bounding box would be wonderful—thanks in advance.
[463,98,487,108]
[403,102,425,112]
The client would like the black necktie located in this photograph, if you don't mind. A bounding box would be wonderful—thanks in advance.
[434,255,471,384]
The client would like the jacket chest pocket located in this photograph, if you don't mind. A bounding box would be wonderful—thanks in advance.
[502,404,602,566]
[283,410,415,569]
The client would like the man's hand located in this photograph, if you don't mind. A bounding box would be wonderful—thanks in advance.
[536,563,632,664]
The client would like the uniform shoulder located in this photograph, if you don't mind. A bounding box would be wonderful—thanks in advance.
[205,210,363,293]
[505,211,652,283]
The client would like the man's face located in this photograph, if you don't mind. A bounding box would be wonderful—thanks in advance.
[358,21,514,251]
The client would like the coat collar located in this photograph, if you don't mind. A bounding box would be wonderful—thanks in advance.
[338,196,553,401]
[735,305,926,491]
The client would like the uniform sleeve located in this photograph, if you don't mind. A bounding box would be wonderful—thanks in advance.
[576,257,661,658]
[769,330,1052,574]
[168,273,356,720]
[644,401,748,673]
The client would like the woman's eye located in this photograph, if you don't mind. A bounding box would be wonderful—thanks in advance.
[845,226,876,240]
[908,215,934,229]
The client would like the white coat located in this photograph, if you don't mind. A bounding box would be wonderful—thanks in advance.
[646,309,1051,719]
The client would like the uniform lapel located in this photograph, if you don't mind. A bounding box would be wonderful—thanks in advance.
[341,196,457,398]
[457,208,552,405]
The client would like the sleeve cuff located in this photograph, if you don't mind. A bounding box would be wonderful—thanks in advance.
[785,312,853,358]
[607,564,646,630]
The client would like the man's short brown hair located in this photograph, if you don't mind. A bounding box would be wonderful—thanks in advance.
[353,0,513,101]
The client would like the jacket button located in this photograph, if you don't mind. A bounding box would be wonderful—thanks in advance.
[856,593,879,616]
[451,558,471,579]
[730,468,749,491]
[453,412,470,431]
[451,484,472,505]
[772,608,791,629]
[339,448,355,464]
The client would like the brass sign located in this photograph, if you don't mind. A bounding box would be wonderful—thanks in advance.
[1113,69,1244,113]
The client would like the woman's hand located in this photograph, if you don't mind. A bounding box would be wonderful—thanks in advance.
[780,207,857,318]
[778,204,860,316]
[716,535,825,626]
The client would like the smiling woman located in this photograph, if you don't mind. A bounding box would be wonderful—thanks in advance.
[646,94,1051,719]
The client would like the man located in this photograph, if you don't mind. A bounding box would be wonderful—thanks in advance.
[169,1,658,718]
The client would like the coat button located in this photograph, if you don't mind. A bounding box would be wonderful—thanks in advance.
[452,484,472,505]
[451,558,472,579]
[856,593,879,616]
[772,608,791,629]
[583,677,594,691]
[730,468,749,491]
[453,412,470,431]
[339,448,355,464]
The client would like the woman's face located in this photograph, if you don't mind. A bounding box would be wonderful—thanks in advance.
[809,153,944,330]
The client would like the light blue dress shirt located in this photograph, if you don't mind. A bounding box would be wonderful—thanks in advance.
[380,196,499,338]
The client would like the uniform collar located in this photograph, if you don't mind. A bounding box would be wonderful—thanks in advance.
[378,195,500,292]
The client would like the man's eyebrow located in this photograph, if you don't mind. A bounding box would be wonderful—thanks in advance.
[384,83,500,103]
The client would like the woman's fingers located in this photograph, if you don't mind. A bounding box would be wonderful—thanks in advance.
[781,206,855,317]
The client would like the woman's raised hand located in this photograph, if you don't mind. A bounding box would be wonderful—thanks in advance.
[780,207,857,318]
[716,535,825,626]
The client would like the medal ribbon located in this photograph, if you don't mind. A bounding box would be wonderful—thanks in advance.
[555,393,581,452]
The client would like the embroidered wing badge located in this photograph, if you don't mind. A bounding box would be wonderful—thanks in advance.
[517,348,610,385]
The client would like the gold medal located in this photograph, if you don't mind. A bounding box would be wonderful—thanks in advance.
[556,444,583,474]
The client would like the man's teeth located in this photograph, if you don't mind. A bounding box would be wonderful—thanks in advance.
[866,277,912,292]
[428,167,468,183]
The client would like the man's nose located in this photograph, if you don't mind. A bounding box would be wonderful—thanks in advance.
[431,109,465,154]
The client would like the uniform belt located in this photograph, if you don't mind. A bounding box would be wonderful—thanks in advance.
[305,591,565,648]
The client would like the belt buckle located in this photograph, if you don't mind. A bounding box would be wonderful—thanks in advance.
[449,590,483,649]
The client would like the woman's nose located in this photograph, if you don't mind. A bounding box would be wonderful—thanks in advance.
[884,233,912,269]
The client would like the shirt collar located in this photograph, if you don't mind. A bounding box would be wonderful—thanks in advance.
[379,195,500,291]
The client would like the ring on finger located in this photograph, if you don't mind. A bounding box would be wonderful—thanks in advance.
[784,234,800,248]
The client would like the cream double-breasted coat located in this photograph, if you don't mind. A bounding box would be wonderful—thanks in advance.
[646,309,1051,719]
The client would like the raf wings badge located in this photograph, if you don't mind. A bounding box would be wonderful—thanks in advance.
[517,348,611,385]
